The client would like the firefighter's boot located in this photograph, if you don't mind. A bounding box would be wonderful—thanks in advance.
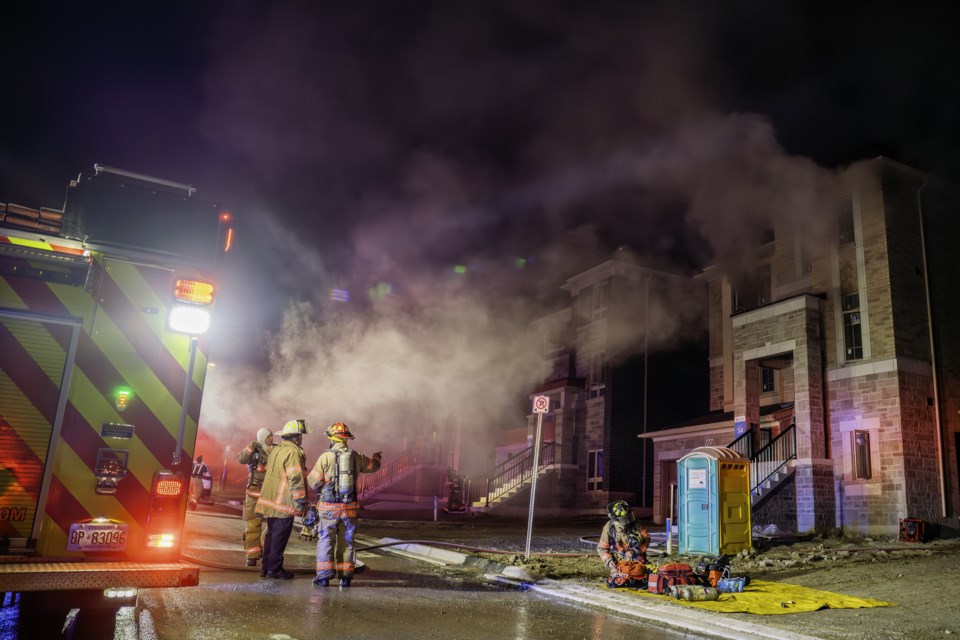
[246,558,258,567]
[340,578,351,588]
[313,577,329,587]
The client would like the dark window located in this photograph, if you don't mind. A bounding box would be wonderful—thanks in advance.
[761,367,776,393]
[853,430,871,479]
[838,197,855,245]
[588,351,606,398]
[842,292,863,361]
[734,265,771,312]
[587,449,603,491]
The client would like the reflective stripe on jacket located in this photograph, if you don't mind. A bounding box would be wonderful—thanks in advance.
[597,521,650,566]
[255,440,307,518]
[307,442,381,518]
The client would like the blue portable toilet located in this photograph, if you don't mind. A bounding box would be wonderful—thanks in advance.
[678,446,752,556]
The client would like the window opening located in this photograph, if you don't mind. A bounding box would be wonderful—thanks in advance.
[588,351,606,398]
[853,430,871,479]
[842,292,863,361]
[587,449,603,491]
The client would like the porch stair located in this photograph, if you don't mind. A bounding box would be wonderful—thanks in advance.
[469,442,556,512]
[728,423,798,506]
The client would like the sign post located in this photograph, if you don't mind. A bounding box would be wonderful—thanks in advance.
[525,395,550,560]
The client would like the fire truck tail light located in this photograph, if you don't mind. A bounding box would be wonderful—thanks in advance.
[154,478,182,497]
[147,533,177,548]
[174,279,215,305]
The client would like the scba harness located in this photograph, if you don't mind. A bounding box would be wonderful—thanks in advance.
[320,448,357,504]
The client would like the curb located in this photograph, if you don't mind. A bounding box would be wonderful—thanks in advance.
[362,535,824,640]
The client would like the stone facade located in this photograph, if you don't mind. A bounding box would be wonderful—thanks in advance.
[646,157,959,537]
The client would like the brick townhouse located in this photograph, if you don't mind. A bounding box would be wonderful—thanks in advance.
[644,157,960,536]
[489,251,707,517]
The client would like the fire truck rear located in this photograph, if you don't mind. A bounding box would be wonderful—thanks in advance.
[0,165,232,628]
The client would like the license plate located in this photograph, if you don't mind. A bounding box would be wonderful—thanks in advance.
[67,522,129,551]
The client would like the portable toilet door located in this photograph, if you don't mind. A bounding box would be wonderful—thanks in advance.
[717,456,752,554]
[678,448,718,555]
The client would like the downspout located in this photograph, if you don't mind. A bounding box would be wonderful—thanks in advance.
[642,274,651,504]
[916,179,947,518]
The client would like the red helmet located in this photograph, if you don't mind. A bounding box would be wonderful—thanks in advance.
[325,422,355,440]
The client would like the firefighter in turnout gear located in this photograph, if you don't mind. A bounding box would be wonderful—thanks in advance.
[255,419,310,580]
[597,500,651,588]
[307,422,382,587]
[238,427,275,566]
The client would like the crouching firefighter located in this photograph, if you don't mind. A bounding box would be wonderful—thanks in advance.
[238,427,275,566]
[598,500,651,588]
[307,422,382,587]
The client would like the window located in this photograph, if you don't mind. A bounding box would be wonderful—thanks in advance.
[733,265,771,312]
[588,351,606,398]
[853,430,871,479]
[761,367,776,393]
[587,449,603,491]
[577,281,609,325]
[838,197,855,245]
[842,292,863,361]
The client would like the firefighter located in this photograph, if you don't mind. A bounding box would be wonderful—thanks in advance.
[191,455,213,504]
[255,419,310,580]
[307,422,381,587]
[238,427,275,566]
[442,465,465,513]
[597,500,651,588]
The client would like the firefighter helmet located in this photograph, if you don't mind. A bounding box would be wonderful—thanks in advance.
[276,419,310,438]
[607,500,636,527]
[325,421,355,440]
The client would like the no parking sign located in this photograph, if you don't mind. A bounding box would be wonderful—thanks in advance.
[532,395,550,413]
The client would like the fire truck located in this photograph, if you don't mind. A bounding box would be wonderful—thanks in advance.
[0,165,232,632]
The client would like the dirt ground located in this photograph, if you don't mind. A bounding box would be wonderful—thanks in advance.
[360,517,960,640]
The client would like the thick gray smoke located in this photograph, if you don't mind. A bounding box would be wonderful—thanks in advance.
[196,2,840,470]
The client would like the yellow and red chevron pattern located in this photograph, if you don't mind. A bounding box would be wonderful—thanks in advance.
[0,242,211,558]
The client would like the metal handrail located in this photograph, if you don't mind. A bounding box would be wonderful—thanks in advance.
[357,451,415,498]
[471,442,556,507]
[750,424,797,495]
[728,427,754,459]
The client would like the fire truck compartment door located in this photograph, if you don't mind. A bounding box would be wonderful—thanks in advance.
[0,310,79,547]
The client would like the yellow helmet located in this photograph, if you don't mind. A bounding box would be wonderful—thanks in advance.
[275,419,310,438]
[325,421,355,440]
[607,500,635,527]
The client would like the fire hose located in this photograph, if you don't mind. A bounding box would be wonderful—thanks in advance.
[180,509,595,572]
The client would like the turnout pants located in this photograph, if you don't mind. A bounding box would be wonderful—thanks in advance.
[262,516,294,575]
[242,493,265,560]
[315,515,357,580]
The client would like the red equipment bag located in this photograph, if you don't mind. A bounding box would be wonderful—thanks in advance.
[648,563,701,594]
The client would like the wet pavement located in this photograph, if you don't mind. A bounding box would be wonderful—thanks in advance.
[169,507,819,640]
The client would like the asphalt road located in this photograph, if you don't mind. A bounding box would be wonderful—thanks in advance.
[5,510,704,640]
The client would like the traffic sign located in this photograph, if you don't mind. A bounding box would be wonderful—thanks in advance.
[533,395,550,413]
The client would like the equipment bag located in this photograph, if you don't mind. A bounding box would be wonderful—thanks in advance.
[648,563,699,594]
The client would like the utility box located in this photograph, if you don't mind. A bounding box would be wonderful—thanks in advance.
[678,446,752,555]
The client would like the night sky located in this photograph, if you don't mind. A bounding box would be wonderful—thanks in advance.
[3,2,959,448]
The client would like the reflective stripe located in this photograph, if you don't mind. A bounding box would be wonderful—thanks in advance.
[335,562,354,570]
[315,561,335,570]
[245,489,261,498]
[285,465,302,477]
[257,497,298,515]
[245,545,261,555]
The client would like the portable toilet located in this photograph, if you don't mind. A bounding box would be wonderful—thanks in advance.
[677,446,752,555]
